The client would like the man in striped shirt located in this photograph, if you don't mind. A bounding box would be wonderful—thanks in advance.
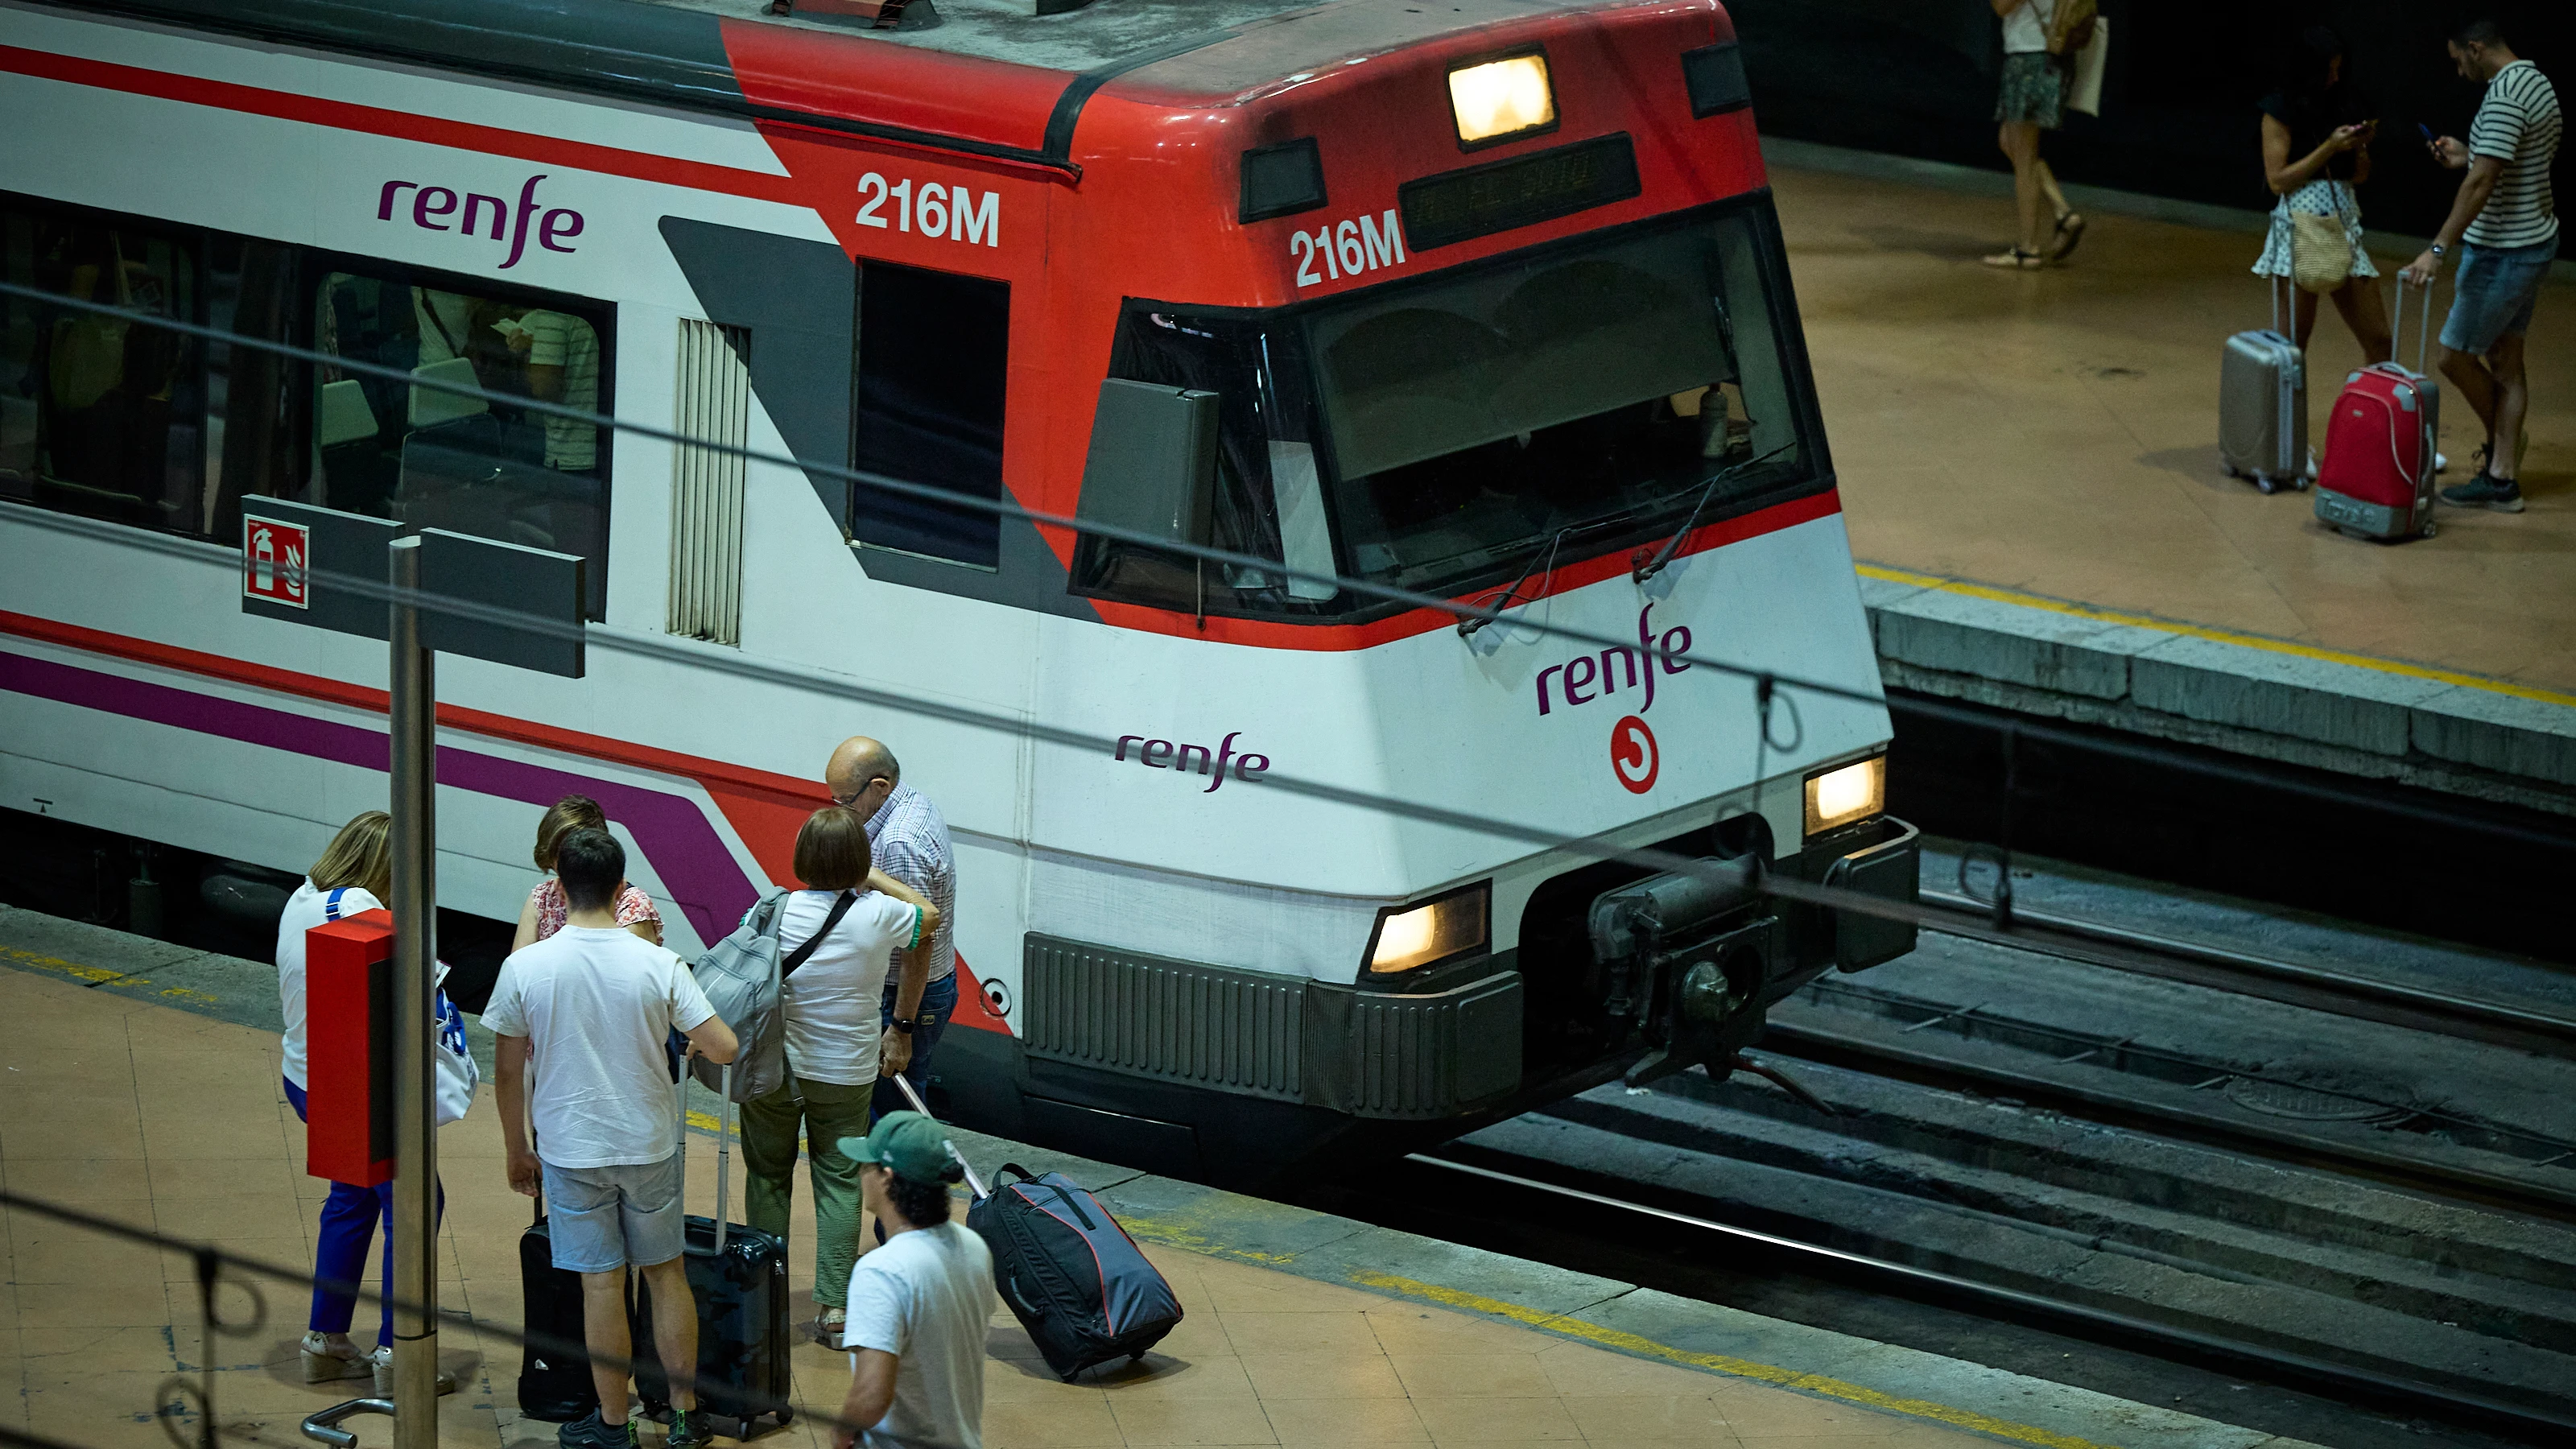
[2402,19,2559,513]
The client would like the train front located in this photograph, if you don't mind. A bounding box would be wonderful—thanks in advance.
[1000,0,1919,1188]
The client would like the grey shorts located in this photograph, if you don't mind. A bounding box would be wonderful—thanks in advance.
[2441,239,2556,356]
[543,1154,685,1273]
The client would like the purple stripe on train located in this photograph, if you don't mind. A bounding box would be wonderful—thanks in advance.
[0,651,759,942]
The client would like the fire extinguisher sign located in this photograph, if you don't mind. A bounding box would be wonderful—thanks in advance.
[244,516,311,608]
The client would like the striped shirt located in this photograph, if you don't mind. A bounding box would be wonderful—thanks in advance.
[866,782,956,985]
[2466,60,2562,250]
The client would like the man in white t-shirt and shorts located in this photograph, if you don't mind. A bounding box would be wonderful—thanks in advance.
[831,1112,997,1449]
[486,828,741,1449]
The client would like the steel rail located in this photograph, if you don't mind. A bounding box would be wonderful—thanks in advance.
[1917,890,2576,1060]
[1402,1150,2576,1441]
[1757,1018,2576,1220]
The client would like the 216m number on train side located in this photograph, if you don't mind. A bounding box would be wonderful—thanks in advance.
[857,171,1001,246]
[1290,209,1407,287]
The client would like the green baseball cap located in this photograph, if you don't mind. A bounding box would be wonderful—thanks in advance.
[838,1111,959,1186]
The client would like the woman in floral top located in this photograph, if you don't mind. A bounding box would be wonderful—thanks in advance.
[510,795,664,951]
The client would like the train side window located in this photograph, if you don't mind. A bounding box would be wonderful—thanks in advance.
[850,262,1006,570]
[0,202,204,534]
[306,269,613,619]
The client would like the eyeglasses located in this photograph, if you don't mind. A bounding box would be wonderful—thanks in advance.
[831,779,887,809]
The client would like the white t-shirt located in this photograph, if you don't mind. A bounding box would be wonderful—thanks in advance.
[842,1221,997,1449]
[2002,0,2057,55]
[777,890,924,1088]
[275,880,385,1091]
[480,927,716,1169]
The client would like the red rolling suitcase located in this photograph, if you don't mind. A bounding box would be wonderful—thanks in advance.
[2314,279,2440,542]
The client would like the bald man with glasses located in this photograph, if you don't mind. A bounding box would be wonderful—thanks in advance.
[826,737,959,1122]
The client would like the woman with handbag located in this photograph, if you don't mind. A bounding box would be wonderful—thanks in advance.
[276,811,479,1394]
[2254,27,2394,362]
[1986,0,2093,268]
[735,806,939,1345]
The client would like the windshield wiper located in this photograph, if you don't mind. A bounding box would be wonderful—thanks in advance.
[1629,441,1799,586]
[1455,514,1632,640]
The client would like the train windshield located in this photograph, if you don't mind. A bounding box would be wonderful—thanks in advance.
[1074,198,1823,618]
[1303,202,1816,599]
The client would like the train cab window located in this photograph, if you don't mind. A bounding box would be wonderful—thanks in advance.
[851,262,1007,569]
[1072,305,1342,613]
[1074,199,1821,621]
[1,205,203,532]
[308,270,613,618]
[1305,203,1814,600]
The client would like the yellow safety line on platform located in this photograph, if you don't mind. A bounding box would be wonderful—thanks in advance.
[2,942,223,1006]
[1856,564,2576,710]
[1348,1269,2116,1449]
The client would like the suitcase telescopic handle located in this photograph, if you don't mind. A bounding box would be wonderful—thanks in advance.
[671,1054,733,1256]
[890,1072,989,1202]
[2392,275,2434,376]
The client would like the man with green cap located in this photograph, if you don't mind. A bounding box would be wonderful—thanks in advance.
[830,1111,997,1449]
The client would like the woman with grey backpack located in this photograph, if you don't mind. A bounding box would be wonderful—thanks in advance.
[733,805,940,1345]
[2254,26,2394,363]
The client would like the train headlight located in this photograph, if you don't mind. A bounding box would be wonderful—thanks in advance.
[1447,53,1555,148]
[1367,883,1491,974]
[1803,757,1885,839]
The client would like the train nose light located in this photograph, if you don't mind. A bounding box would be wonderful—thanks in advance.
[1447,53,1555,148]
[1368,883,1491,973]
[1803,757,1886,838]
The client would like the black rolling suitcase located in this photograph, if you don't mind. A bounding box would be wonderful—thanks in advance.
[630,1065,795,1435]
[515,1213,600,1421]
[886,1077,1183,1382]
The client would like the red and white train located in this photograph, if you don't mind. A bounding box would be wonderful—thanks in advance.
[0,0,1916,1187]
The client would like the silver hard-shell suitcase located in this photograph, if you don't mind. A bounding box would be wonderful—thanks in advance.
[2219,277,2309,492]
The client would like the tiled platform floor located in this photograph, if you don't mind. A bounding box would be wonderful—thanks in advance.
[1774,159,2576,694]
[2,963,2002,1449]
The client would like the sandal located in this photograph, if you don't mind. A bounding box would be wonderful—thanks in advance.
[1982,247,2046,270]
[2048,212,2088,262]
[811,1310,847,1348]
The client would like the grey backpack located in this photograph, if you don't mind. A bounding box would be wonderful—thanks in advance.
[689,889,857,1102]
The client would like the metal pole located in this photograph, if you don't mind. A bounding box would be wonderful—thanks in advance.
[387,536,439,1448]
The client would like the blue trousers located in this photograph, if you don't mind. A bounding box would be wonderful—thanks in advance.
[872,972,958,1123]
[285,1077,444,1346]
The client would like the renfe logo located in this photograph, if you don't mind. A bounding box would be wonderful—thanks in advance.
[1537,605,1692,716]
[1113,731,1272,793]
[378,175,583,268]
[1611,716,1658,794]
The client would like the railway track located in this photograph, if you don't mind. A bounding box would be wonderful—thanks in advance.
[1915,887,2576,1061]
[1350,874,2576,1447]
[1762,980,2576,1222]
[1403,1149,2576,1443]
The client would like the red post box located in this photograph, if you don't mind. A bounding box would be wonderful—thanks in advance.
[306,908,397,1186]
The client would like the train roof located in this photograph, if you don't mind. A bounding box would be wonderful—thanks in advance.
[54,0,1686,171]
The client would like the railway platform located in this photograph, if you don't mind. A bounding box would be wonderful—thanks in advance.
[0,903,2333,1449]
[1769,142,2576,814]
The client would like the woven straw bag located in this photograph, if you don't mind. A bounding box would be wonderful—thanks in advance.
[2291,209,2352,295]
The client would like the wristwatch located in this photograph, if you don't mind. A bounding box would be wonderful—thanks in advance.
[890,1017,918,1035]
[2430,243,2447,258]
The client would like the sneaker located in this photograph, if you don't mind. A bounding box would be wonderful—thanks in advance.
[369,1346,459,1397]
[299,1332,372,1383]
[2438,473,2526,512]
[2435,450,2450,474]
[559,1410,642,1449]
[667,1409,714,1449]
